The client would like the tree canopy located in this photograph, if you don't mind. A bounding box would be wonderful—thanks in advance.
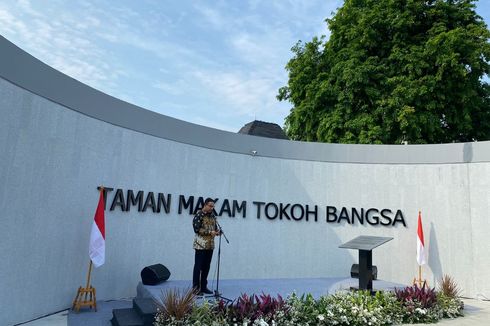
[278,0,490,144]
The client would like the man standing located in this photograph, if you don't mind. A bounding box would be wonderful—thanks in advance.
[192,197,220,294]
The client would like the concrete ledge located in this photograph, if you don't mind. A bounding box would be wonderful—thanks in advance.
[1,36,489,164]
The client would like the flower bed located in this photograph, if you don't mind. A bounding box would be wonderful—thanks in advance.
[154,284,464,325]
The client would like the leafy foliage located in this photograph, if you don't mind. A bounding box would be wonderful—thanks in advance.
[313,290,404,325]
[154,288,464,325]
[436,292,465,318]
[278,0,490,144]
[186,300,228,325]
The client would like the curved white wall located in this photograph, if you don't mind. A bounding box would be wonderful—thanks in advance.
[1,36,490,325]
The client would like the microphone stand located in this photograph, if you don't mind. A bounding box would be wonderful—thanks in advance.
[205,221,231,302]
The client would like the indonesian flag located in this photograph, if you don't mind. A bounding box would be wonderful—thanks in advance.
[89,190,105,268]
[416,211,426,266]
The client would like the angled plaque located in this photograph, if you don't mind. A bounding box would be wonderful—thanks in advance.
[339,236,393,251]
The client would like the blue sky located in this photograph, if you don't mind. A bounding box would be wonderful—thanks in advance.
[0,0,489,132]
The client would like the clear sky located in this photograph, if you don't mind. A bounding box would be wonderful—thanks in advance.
[1,0,489,132]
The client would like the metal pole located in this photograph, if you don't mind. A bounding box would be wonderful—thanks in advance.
[215,232,222,295]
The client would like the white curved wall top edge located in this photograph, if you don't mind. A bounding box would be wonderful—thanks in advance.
[1,35,489,164]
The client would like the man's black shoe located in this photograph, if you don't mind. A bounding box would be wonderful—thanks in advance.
[201,288,213,294]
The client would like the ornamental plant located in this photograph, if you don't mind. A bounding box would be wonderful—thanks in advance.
[395,283,439,323]
[154,285,465,325]
[217,293,289,325]
[395,283,437,308]
[154,287,196,325]
[438,274,461,299]
[435,275,464,319]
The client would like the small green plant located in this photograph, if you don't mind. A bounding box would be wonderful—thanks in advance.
[278,292,317,325]
[436,292,465,319]
[186,300,228,325]
[319,290,404,326]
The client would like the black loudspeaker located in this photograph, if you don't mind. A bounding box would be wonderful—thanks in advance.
[141,264,171,285]
[350,264,378,280]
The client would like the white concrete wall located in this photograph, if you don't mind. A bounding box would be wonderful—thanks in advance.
[1,36,490,325]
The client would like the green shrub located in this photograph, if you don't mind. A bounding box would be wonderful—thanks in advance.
[316,290,403,326]
[436,292,464,319]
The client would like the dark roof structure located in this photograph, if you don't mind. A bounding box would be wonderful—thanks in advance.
[238,120,288,140]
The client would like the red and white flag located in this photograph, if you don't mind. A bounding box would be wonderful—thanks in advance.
[416,211,426,266]
[89,190,105,268]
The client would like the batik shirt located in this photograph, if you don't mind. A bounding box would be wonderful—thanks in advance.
[193,210,218,250]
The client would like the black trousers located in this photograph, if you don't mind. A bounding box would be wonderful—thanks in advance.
[193,249,213,290]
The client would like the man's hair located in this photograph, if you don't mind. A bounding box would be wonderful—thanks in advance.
[204,197,214,205]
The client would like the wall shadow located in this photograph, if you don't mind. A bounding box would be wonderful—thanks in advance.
[428,222,443,285]
[463,143,473,163]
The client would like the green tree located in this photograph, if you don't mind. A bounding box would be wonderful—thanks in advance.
[278,0,490,144]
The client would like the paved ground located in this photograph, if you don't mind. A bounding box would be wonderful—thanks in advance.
[411,298,490,326]
[16,310,68,326]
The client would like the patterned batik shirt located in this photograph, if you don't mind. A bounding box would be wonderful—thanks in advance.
[193,210,218,250]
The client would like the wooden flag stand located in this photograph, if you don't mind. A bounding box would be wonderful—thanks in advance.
[72,260,97,312]
[413,266,427,288]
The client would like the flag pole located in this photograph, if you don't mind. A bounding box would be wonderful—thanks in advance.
[72,262,98,312]
[418,266,421,285]
[72,186,105,312]
[414,210,427,287]
[86,260,93,289]
[418,211,422,287]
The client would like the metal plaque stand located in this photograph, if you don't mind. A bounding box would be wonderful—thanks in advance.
[339,236,393,292]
